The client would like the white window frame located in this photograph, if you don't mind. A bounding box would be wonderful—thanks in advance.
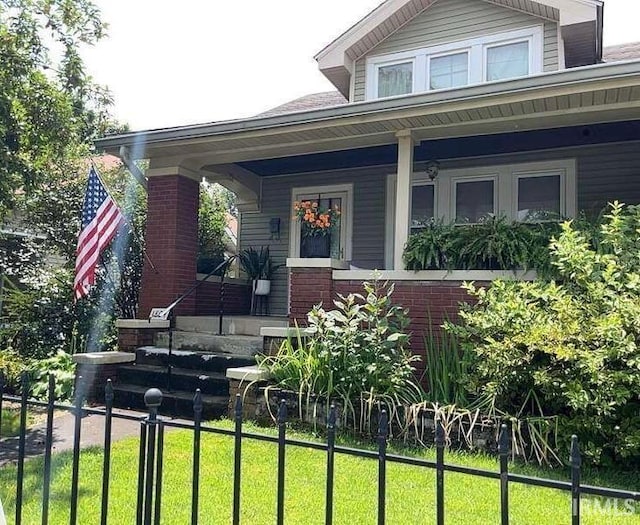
[512,169,568,221]
[372,57,416,99]
[289,184,354,260]
[384,159,576,267]
[483,36,536,82]
[427,49,471,91]
[410,180,437,229]
[365,26,543,100]
[452,175,499,224]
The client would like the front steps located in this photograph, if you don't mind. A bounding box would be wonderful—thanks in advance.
[113,347,256,419]
[113,316,286,418]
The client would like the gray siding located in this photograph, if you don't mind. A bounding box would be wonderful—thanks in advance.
[353,0,559,102]
[239,168,388,315]
[240,141,640,315]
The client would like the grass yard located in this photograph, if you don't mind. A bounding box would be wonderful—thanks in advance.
[0,420,637,524]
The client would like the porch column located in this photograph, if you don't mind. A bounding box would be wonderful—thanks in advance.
[138,169,200,318]
[394,130,414,269]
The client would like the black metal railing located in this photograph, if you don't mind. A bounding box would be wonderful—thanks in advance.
[1,374,638,525]
[150,255,237,391]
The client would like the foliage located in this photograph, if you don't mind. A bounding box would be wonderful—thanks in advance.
[239,246,282,281]
[446,203,640,466]
[198,184,230,273]
[403,217,560,273]
[422,322,471,406]
[260,280,423,430]
[0,347,24,391]
[0,0,119,215]
[28,350,75,401]
[293,200,341,238]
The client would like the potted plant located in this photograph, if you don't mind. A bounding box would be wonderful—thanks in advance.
[239,246,283,296]
[293,200,340,258]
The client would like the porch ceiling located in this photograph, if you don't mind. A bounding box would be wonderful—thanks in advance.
[95,61,640,171]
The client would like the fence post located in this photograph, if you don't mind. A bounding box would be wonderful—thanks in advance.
[101,380,114,525]
[435,417,445,525]
[41,374,56,525]
[377,409,389,525]
[498,424,510,525]
[232,394,243,525]
[191,389,203,525]
[0,371,4,440]
[15,371,29,525]
[571,435,581,525]
[135,388,163,525]
[276,399,287,525]
[325,404,337,525]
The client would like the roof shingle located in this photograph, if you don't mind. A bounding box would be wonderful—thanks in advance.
[256,91,348,117]
[603,42,640,62]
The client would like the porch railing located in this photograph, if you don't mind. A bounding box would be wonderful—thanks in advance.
[1,374,638,525]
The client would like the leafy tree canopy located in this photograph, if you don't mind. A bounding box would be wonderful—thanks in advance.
[0,0,118,215]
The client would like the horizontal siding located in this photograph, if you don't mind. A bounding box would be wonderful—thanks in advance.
[353,0,558,101]
[240,141,640,315]
[239,168,388,315]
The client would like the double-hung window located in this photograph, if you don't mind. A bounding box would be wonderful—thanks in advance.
[454,177,497,223]
[366,26,543,100]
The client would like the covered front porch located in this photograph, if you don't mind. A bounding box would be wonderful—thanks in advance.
[95,60,640,336]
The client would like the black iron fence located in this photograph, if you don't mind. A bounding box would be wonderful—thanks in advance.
[1,373,638,525]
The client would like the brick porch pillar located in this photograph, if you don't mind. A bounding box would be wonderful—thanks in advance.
[138,173,199,318]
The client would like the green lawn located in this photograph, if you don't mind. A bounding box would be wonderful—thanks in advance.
[0,420,637,524]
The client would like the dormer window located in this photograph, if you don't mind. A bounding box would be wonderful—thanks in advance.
[366,26,543,100]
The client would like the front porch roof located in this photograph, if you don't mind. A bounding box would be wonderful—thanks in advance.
[95,60,640,170]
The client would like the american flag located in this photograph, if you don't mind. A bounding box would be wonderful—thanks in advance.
[74,167,124,300]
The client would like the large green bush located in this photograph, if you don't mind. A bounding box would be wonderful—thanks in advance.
[447,203,640,466]
[260,281,423,428]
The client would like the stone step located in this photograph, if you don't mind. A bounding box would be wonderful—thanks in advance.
[175,315,288,336]
[117,364,229,397]
[154,332,263,356]
[135,346,255,373]
[112,383,227,420]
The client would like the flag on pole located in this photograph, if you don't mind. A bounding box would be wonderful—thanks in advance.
[74,166,124,300]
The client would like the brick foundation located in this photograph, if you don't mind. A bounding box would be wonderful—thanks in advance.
[288,267,483,371]
[117,326,166,352]
[75,363,120,404]
[139,175,199,318]
[195,280,251,315]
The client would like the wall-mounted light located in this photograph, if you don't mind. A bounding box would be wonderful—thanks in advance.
[425,160,440,181]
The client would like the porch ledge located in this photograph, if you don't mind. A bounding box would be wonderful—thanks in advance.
[260,326,314,338]
[226,365,271,382]
[115,319,170,329]
[332,269,538,281]
[287,258,349,269]
[72,351,136,365]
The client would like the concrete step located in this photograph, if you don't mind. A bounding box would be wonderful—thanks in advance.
[154,332,263,356]
[112,383,227,420]
[117,364,229,397]
[175,315,288,336]
[135,346,255,373]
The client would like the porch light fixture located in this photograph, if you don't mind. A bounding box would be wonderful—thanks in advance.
[425,160,440,181]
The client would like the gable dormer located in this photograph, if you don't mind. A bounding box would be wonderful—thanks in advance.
[316,0,603,102]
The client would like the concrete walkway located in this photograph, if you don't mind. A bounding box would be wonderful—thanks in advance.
[0,407,153,467]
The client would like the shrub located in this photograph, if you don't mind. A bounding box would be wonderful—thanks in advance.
[0,347,25,393]
[446,202,640,466]
[27,350,76,401]
[259,280,423,429]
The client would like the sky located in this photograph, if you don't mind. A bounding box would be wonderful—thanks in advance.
[82,0,640,131]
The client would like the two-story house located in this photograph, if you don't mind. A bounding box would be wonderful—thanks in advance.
[96,0,640,355]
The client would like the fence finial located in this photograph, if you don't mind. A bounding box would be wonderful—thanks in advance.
[328,404,337,428]
[378,409,389,440]
[193,389,203,416]
[105,379,114,404]
[498,423,509,456]
[144,388,163,419]
[570,435,581,467]
[234,393,243,419]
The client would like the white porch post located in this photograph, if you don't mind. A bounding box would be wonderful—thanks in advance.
[394,130,414,269]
